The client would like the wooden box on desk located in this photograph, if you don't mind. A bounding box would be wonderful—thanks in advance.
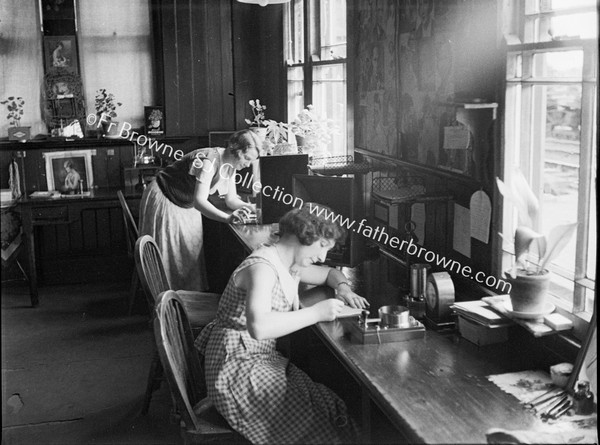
[457,315,509,346]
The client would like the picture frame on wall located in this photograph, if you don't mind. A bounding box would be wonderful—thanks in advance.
[43,150,94,195]
[144,106,165,136]
[43,35,78,74]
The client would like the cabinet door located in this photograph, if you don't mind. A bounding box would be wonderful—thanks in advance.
[158,0,235,135]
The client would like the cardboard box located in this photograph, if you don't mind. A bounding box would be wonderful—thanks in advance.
[458,315,508,346]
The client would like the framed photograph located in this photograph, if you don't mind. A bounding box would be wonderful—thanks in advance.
[43,150,94,194]
[144,106,165,136]
[44,35,78,74]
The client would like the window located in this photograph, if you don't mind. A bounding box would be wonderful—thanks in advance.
[503,0,597,317]
[284,0,347,156]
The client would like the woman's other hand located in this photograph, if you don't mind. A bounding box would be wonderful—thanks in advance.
[335,286,370,309]
[312,298,345,322]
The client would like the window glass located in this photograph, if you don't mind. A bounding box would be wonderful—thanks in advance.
[318,0,346,60]
[312,64,346,156]
[287,66,304,120]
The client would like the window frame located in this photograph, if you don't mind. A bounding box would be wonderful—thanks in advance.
[283,0,348,156]
[502,0,597,332]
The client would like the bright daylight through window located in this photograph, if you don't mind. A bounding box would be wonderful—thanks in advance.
[284,0,347,157]
[503,0,597,317]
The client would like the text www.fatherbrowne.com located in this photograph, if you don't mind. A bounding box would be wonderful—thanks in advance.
[306,203,510,294]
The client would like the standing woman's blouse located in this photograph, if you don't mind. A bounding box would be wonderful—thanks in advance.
[156,147,231,208]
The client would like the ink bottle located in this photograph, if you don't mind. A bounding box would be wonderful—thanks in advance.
[573,380,594,415]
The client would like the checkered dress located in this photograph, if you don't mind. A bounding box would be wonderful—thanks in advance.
[195,248,357,444]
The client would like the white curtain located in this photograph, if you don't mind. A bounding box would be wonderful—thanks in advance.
[78,0,154,130]
[0,0,45,137]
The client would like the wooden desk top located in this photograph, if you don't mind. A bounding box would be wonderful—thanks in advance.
[229,224,547,443]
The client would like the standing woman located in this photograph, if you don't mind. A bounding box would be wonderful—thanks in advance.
[195,205,370,444]
[139,129,261,291]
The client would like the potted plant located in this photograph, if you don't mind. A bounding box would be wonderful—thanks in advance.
[290,104,339,158]
[94,89,122,137]
[496,168,577,313]
[1,96,30,141]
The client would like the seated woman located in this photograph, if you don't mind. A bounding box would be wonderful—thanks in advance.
[139,129,261,291]
[195,204,370,444]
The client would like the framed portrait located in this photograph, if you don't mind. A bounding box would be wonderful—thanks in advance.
[144,106,165,136]
[43,150,94,194]
[44,35,78,74]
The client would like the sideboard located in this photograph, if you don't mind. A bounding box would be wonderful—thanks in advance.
[1,138,141,306]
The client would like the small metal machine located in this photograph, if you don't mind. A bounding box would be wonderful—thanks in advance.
[347,306,425,344]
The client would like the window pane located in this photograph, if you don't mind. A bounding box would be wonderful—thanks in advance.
[312,63,346,156]
[524,1,597,42]
[285,0,304,64]
[539,84,581,272]
[293,0,304,63]
[319,0,346,60]
[287,66,304,121]
[533,50,582,78]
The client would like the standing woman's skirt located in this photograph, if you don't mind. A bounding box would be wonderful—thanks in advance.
[138,180,208,292]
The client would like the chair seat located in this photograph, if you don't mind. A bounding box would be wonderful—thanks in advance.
[175,291,220,328]
[182,397,246,444]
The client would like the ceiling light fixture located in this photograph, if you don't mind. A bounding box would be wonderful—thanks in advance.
[237,0,290,6]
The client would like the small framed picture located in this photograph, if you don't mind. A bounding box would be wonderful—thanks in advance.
[44,35,78,74]
[145,106,165,136]
[43,150,94,194]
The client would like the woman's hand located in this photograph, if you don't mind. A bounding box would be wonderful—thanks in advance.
[229,207,249,223]
[229,206,255,223]
[312,298,345,322]
[335,285,370,309]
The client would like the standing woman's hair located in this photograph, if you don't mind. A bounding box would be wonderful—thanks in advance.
[278,204,346,245]
[227,129,262,159]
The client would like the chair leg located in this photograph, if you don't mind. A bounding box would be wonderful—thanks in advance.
[127,271,139,316]
[141,348,163,415]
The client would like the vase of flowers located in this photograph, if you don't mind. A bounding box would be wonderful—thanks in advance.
[245,99,295,155]
[245,98,269,141]
[290,104,338,158]
[497,168,577,313]
[94,89,122,137]
[1,96,30,141]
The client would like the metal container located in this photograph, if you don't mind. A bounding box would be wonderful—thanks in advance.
[378,305,410,328]
[410,263,431,299]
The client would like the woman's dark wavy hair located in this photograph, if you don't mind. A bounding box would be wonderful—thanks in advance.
[278,203,346,246]
[227,129,261,158]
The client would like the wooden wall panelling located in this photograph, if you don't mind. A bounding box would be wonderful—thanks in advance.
[232,3,285,128]
[158,0,235,136]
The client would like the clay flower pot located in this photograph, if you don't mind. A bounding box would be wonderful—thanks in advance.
[505,269,550,313]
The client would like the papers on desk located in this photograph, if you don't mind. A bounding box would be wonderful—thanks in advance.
[300,291,363,319]
[29,191,61,199]
[452,300,511,327]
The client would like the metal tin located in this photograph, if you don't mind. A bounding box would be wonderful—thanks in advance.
[378,305,410,328]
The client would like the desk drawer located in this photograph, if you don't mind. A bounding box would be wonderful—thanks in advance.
[33,206,69,222]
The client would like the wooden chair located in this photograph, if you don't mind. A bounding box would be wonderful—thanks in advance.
[117,190,141,315]
[134,234,221,414]
[154,290,245,444]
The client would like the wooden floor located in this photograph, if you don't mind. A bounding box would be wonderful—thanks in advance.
[1,278,181,445]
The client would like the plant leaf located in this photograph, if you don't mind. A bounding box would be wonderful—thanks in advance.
[512,168,539,227]
[514,225,544,270]
[538,222,578,272]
